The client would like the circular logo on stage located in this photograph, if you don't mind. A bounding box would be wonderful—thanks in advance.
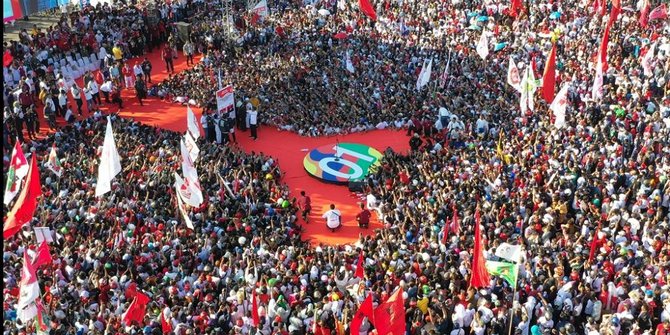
[303,143,383,183]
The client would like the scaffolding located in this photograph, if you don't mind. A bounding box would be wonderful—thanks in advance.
[221,0,236,41]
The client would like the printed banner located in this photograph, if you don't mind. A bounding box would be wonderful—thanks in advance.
[216,85,235,114]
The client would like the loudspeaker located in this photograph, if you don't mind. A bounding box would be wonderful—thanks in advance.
[348,180,364,192]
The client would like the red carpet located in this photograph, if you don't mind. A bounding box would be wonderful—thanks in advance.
[22,47,410,246]
[235,128,409,246]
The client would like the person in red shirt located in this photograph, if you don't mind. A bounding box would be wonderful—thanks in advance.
[162,45,175,74]
[657,320,670,335]
[356,203,371,228]
[297,191,311,223]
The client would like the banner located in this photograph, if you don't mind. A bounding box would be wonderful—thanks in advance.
[252,0,268,17]
[3,0,23,22]
[216,85,235,115]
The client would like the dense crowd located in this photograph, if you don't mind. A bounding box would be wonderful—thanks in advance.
[3,0,670,335]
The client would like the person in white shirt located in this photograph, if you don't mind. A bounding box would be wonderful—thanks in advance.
[71,84,83,115]
[200,112,209,142]
[322,204,342,232]
[133,62,144,80]
[57,89,68,117]
[366,193,383,221]
[83,86,94,112]
[88,79,100,105]
[475,114,489,138]
[248,109,258,140]
[100,80,113,103]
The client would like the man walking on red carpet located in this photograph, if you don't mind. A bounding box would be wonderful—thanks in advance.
[298,191,312,223]
[162,45,175,74]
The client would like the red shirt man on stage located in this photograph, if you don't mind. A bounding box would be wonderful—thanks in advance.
[356,203,371,228]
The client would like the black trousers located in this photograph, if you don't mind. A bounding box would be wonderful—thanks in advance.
[250,124,257,139]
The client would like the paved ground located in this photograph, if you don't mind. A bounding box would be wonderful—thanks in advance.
[3,12,62,42]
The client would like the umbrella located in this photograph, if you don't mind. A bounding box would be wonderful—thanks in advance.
[477,16,489,22]
[549,11,561,19]
[318,9,331,16]
[334,32,348,39]
[494,42,508,52]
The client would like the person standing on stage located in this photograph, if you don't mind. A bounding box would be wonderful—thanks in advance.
[356,203,371,229]
[162,44,175,74]
[322,204,341,232]
[249,108,258,140]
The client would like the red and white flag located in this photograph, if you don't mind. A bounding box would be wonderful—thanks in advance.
[216,85,235,115]
[440,52,451,89]
[252,0,269,17]
[550,84,570,129]
[19,250,40,319]
[45,143,63,177]
[642,42,656,77]
[183,132,200,163]
[4,141,29,205]
[161,308,173,333]
[3,156,42,239]
[174,173,195,230]
[507,58,522,92]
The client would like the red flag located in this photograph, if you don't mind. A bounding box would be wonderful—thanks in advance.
[32,241,53,268]
[599,24,611,73]
[608,0,621,25]
[592,0,600,14]
[355,252,365,279]
[3,156,42,239]
[649,4,668,21]
[450,205,460,236]
[469,209,491,289]
[350,294,374,334]
[252,289,260,326]
[122,291,150,325]
[373,287,406,335]
[510,0,524,18]
[589,228,600,263]
[542,43,557,103]
[3,50,13,67]
[640,0,650,27]
[358,0,377,21]
[161,308,173,333]
[441,219,449,245]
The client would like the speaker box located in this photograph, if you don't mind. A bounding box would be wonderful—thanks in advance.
[348,180,364,192]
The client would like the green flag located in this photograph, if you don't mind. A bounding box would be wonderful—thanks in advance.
[485,260,519,286]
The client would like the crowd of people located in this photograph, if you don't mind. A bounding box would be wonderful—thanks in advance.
[3,0,670,335]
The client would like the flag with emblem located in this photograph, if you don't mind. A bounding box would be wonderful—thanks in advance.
[34,299,51,335]
[4,141,29,205]
[31,241,53,268]
[4,156,42,239]
[550,84,570,129]
[494,243,523,263]
[183,132,200,163]
[507,58,522,92]
[19,250,40,314]
[45,143,63,177]
[373,287,406,335]
[520,66,537,113]
[350,294,374,335]
[174,174,195,230]
[476,30,489,60]
[180,139,203,207]
[485,260,519,286]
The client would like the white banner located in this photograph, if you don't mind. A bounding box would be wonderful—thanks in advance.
[216,85,235,115]
[253,0,269,16]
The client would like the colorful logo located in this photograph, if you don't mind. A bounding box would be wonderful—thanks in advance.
[303,143,383,183]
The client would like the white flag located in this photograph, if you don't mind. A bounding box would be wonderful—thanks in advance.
[550,84,570,129]
[520,67,537,114]
[416,58,432,90]
[187,105,201,140]
[494,243,522,263]
[591,59,604,100]
[17,303,38,324]
[507,58,522,92]
[45,144,63,177]
[476,30,489,60]
[345,51,355,73]
[183,132,200,163]
[95,116,122,197]
[642,42,656,77]
[440,52,451,89]
[174,174,195,230]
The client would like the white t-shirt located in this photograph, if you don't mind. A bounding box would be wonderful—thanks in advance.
[322,209,341,228]
[248,110,258,125]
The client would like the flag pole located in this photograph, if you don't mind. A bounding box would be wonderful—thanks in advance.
[507,280,518,335]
